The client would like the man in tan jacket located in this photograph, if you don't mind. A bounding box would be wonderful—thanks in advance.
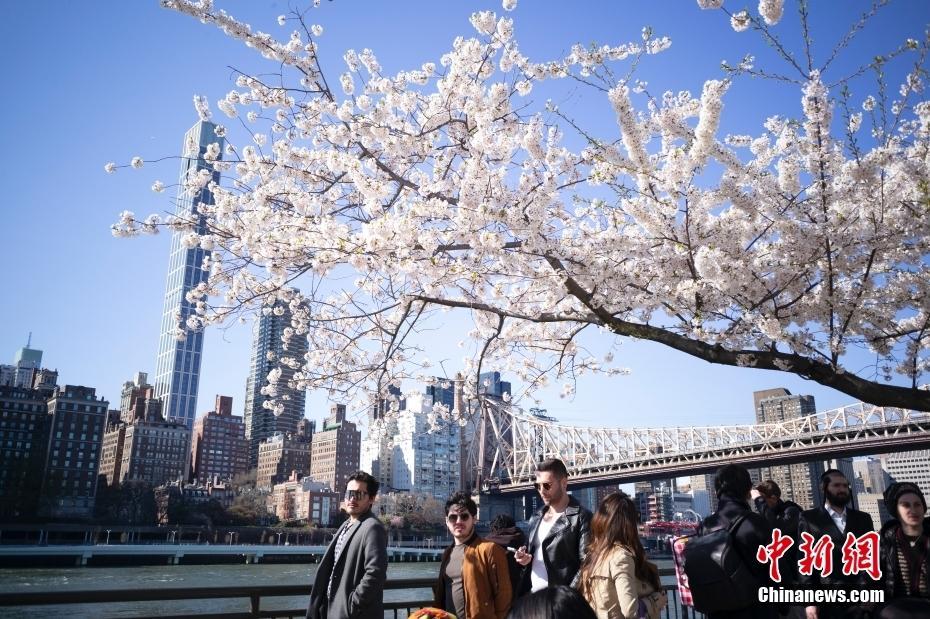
[434,491,512,619]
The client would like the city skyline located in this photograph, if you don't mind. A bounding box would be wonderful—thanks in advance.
[2,1,928,433]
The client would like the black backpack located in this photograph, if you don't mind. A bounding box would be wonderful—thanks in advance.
[682,513,761,613]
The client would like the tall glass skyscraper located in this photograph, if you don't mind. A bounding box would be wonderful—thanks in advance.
[243,298,309,467]
[153,120,223,429]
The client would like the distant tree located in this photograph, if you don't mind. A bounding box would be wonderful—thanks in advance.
[121,481,158,525]
[379,493,446,531]
[227,489,277,526]
[164,496,229,526]
[94,478,121,523]
[230,469,257,491]
[114,1,930,412]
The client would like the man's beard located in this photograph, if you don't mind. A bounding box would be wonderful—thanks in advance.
[826,489,850,507]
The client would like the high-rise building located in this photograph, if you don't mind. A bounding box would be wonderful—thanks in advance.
[479,371,511,400]
[297,418,316,440]
[118,417,191,487]
[425,378,455,411]
[0,385,51,519]
[310,404,361,494]
[883,449,930,496]
[571,484,618,514]
[690,473,717,517]
[98,422,126,487]
[100,374,192,488]
[0,337,45,389]
[243,297,309,467]
[153,120,224,429]
[39,385,109,519]
[256,431,312,490]
[119,372,162,424]
[190,395,249,485]
[371,384,405,421]
[362,390,467,498]
[752,389,823,509]
[634,479,677,523]
[856,493,889,531]
[853,457,888,495]
[100,373,160,486]
[361,417,395,492]
[373,393,461,499]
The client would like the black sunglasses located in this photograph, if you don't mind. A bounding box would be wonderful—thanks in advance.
[533,482,554,491]
[447,512,472,523]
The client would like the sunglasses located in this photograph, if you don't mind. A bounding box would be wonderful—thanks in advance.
[533,482,555,491]
[447,512,472,523]
[344,490,369,500]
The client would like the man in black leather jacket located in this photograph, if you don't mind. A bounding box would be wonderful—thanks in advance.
[513,458,592,595]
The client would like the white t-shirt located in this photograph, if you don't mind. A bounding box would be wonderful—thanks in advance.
[530,513,560,592]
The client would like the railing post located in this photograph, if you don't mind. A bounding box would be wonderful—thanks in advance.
[250,592,260,617]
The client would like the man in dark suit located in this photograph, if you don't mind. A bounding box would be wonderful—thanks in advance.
[307,471,387,619]
[798,469,875,619]
[513,458,592,593]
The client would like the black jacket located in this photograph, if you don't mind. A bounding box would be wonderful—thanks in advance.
[519,495,592,593]
[754,497,802,582]
[485,525,527,597]
[699,494,778,619]
[797,505,875,589]
[879,517,930,599]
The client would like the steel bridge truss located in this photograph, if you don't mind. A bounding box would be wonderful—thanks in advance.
[468,400,930,494]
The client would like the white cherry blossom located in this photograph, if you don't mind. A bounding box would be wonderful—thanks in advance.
[114,0,930,416]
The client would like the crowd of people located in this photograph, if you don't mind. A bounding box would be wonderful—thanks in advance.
[305,460,929,619]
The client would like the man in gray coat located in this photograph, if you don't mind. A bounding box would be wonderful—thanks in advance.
[307,471,387,619]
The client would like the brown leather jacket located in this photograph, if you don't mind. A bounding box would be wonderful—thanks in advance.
[434,535,513,619]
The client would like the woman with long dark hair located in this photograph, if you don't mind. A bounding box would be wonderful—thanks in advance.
[576,492,667,619]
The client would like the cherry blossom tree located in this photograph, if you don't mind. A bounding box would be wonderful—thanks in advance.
[112,0,930,415]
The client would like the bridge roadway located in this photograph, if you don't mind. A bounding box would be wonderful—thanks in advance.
[482,402,930,494]
[0,544,443,567]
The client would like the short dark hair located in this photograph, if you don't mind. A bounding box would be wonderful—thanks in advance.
[346,470,379,498]
[490,513,516,533]
[756,480,782,499]
[714,464,752,499]
[445,491,477,517]
[536,458,568,479]
[508,585,597,619]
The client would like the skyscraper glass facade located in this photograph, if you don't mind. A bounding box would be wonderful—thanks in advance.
[153,120,223,428]
[243,299,309,467]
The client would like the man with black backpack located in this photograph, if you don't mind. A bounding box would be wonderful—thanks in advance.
[685,464,778,618]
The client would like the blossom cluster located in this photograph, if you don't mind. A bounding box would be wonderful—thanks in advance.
[114,0,930,420]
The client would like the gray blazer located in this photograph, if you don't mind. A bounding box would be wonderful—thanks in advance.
[307,511,388,619]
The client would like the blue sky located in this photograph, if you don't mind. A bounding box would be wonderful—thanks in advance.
[1,1,926,431]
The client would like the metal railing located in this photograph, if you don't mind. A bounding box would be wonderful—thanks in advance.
[0,574,703,619]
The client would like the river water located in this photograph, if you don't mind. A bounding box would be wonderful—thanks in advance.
[0,559,677,618]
